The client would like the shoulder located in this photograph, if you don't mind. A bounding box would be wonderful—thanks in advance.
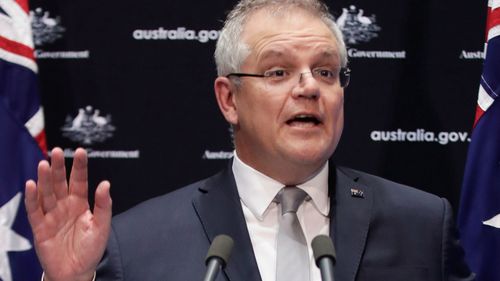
[110,168,226,230]
[334,167,473,280]
[336,166,448,217]
[337,166,444,201]
[99,170,232,280]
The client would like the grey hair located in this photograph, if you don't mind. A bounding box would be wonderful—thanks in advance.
[214,0,348,76]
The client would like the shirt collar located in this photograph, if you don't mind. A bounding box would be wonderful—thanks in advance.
[298,162,329,217]
[232,151,330,220]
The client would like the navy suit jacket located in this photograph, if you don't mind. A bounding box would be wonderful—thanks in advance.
[96,163,474,281]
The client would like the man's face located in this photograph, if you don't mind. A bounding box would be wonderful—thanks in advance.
[218,8,344,184]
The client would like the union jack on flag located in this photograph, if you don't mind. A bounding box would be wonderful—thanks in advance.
[0,0,45,280]
[458,0,500,280]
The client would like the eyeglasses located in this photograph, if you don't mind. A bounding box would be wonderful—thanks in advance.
[226,67,351,89]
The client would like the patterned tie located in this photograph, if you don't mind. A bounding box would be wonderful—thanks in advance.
[276,186,310,281]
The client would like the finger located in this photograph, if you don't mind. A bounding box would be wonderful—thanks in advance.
[37,160,57,213]
[50,147,69,200]
[93,180,112,228]
[69,148,89,199]
[25,180,45,229]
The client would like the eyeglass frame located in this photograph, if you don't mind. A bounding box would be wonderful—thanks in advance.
[226,67,351,88]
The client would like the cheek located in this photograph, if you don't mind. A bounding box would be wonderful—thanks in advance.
[326,96,344,134]
[334,109,344,137]
[334,99,344,122]
[235,91,276,131]
[243,90,284,122]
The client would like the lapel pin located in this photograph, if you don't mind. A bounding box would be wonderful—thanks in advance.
[350,188,364,198]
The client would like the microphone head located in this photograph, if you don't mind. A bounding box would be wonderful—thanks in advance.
[205,234,234,268]
[311,235,336,266]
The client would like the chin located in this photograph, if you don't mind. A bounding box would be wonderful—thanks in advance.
[284,146,333,166]
[285,136,336,157]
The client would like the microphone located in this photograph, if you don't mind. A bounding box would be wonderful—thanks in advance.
[203,234,234,281]
[312,235,336,281]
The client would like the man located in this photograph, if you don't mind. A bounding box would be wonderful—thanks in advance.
[25,0,474,280]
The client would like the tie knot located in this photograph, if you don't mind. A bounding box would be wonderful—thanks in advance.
[277,186,307,215]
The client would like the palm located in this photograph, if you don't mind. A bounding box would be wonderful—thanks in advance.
[25,148,112,281]
[35,196,101,277]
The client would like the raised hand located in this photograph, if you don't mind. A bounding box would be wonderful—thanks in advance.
[25,148,112,281]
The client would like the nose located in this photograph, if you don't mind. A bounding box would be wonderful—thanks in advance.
[292,71,320,99]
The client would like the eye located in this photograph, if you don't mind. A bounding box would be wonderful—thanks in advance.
[313,68,338,84]
[263,69,288,79]
[315,68,335,78]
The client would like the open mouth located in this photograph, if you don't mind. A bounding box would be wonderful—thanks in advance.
[286,114,322,126]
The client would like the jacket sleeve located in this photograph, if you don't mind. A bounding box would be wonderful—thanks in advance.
[96,224,124,281]
[441,198,475,281]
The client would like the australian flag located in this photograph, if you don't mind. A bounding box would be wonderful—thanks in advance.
[458,1,500,280]
[0,0,46,280]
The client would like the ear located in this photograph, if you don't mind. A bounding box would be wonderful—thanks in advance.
[214,76,238,125]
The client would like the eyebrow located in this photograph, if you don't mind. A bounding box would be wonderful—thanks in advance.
[257,49,288,62]
[258,47,339,62]
[315,48,339,60]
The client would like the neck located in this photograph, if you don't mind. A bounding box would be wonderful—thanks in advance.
[234,150,327,186]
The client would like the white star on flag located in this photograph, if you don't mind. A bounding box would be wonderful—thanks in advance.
[0,192,33,281]
[483,213,500,229]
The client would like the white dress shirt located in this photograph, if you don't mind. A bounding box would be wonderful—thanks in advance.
[232,152,330,281]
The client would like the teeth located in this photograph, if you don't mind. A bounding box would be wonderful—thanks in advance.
[288,114,320,125]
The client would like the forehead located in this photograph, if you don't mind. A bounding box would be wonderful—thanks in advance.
[241,7,339,64]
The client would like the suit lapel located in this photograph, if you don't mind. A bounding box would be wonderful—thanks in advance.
[192,163,262,281]
[329,166,373,281]
[192,162,372,281]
